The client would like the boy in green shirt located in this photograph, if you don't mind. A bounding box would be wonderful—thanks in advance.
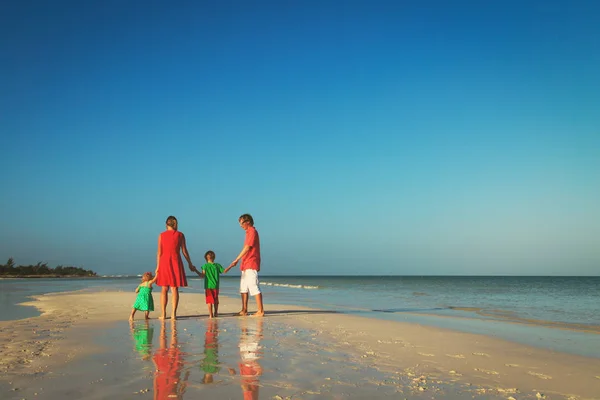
[195,250,226,318]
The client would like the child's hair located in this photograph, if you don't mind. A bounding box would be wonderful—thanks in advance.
[142,272,153,282]
[204,250,215,261]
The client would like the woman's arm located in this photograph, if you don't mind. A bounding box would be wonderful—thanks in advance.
[155,234,162,276]
[180,233,195,271]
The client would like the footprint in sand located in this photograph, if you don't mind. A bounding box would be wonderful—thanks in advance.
[505,364,520,368]
[446,354,466,359]
[472,352,490,357]
[417,352,435,357]
[596,376,600,380]
[474,368,499,375]
[527,371,552,380]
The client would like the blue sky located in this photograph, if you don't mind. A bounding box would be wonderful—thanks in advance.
[1,0,599,276]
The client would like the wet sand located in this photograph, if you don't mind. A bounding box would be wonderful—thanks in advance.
[1,291,599,399]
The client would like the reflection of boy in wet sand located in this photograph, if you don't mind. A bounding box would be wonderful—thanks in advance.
[129,320,154,361]
[200,318,221,384]
[238,318,264,400]
[153,320,189,400]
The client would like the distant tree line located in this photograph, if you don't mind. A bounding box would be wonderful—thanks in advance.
[0,257,97,277]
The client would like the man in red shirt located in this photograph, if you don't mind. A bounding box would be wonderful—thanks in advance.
[225,213,264,317]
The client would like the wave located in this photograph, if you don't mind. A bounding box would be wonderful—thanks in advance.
[261,282,319,290]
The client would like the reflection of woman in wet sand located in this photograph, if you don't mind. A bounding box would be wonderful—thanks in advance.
[238,318,264,400]
[200,318,220,384]
[153,320,189,400]
[130,320,155,361]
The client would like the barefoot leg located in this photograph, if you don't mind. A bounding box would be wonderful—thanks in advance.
[160,286,169,319]
[171,287,179,319]
[252,293,264,317]
[237,292,249,316]
[130,308,136,321]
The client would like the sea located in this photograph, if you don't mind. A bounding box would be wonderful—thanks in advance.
[1,275,599,358]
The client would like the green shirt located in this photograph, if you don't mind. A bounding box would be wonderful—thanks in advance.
[202,262,224,289]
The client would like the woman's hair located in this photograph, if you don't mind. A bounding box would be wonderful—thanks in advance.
[166,215,178,228]
[142,272,153,282]
[204,250,215,261]
[239,213,254,226]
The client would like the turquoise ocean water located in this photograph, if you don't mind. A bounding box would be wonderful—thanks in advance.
[1,275,598,357]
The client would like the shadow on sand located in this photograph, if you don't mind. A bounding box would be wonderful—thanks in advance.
[175,309,341,319]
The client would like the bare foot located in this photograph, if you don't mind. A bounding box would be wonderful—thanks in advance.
[214,313,218,318]
[209,315,214,319]
[129,317,134,321]
[252,311,265,317]
[159,315,166,320]
[144,316,149,320]
[236,310,248,316]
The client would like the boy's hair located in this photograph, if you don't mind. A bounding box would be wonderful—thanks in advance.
[166,215,178,228]
[142,272,153,281]
[239,213,254,226]
[204,250,215,261]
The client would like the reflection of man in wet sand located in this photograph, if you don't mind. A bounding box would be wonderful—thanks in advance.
[200,318,220,384]
[238,318,264,400]
[153,320,189,400]
[130,319,154,361]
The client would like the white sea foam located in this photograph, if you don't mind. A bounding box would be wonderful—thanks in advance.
[262,282,319,290]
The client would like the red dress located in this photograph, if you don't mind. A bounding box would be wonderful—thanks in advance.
[156,230,188,287]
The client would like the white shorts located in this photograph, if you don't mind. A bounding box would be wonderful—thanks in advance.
[240,269,261,296]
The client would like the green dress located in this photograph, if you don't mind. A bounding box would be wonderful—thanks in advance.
[133,284,154,311]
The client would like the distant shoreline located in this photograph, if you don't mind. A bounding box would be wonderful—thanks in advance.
[0,275,99,279]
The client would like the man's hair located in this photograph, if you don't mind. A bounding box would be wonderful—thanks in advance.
[166,216,178,227]
[204,250,215,261]
[239,213,254,226]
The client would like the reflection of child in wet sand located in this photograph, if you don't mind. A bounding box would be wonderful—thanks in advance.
[153,320,189,400]
[193,250,227,318]
[238,318,264,400]
[130,272,158,320]
[129,320,154,361]
[200,318,220,384]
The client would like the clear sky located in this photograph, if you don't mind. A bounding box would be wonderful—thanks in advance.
[1,1,599,276]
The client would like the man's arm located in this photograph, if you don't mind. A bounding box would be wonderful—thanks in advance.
[225,245,251,272]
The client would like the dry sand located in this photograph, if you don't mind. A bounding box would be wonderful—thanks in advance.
[1,290,599,399]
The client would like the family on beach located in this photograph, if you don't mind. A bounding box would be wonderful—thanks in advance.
[130,213,264,321]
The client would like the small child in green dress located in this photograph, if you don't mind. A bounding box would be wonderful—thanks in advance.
[193,250,227,318]
[130,272,158,320]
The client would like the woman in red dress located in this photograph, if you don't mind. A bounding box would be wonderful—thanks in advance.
[155,216,196,320]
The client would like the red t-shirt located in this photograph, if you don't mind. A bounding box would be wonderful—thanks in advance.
[241,226,261,271]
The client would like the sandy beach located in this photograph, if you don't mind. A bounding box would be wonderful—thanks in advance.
[1,290,599,399]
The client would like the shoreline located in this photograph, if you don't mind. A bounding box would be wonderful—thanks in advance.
[0,275,98,279]
[1,290,599,399]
